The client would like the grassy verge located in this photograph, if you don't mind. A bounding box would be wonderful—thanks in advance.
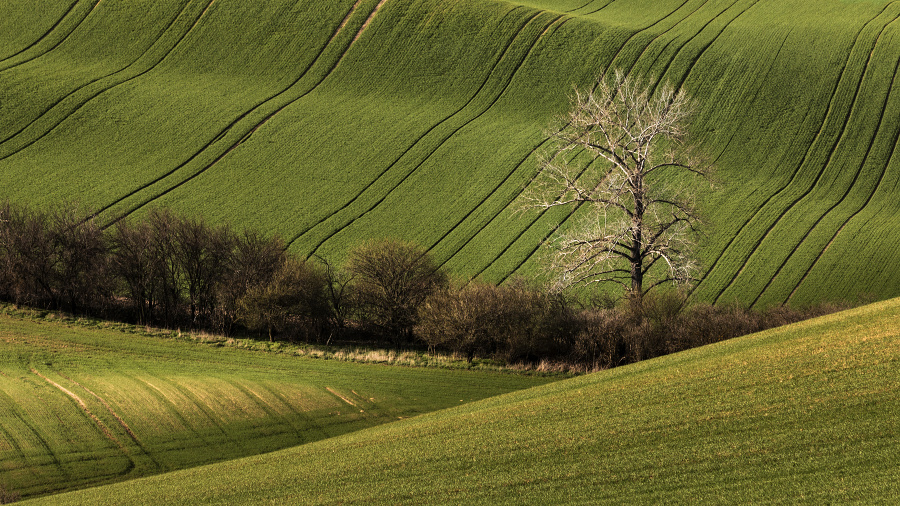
[0,304,577,376]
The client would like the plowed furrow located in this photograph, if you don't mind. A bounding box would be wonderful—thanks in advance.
[282,8,548,252]
[0,0,101,73]
[0,0,79,63]
[97,0,374,226]
[0,0,200,158]
[709,5,900,304]
[305,12,563,257]
[766,40,900,306]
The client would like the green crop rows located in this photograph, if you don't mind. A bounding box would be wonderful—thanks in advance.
[2,0,900,306]
[30,293,900,504]
[0,311,552,498]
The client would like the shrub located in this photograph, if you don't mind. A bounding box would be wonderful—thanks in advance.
[238,257,328,341]
[347,239,447,344]
[417,279,570,362]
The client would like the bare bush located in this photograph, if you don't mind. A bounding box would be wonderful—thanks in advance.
[417,279,570,362]
[238,257,328,341]
[347,239,447,344]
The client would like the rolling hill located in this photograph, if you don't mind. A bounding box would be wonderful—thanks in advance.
[25,294,900,504]
[1,0,899,306]
[0,309,553,498]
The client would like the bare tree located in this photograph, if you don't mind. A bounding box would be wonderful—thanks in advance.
[347,239,447,344]
[526,70,712,309]
[238,256,328,341]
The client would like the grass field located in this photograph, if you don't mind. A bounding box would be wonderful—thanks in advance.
[0,308,554,499]
[22,296,900,504]
[2,0,900,307]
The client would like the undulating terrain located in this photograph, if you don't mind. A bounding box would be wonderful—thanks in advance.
[2,0,900,502]
[2,0,900,306]
[24,295,900,504]
[0,310,553,498]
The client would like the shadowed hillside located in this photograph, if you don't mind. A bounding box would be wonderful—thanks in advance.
[2,0,900,306]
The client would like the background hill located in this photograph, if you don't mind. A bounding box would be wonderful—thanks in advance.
[27,295,900,504]
[2,0,900,306]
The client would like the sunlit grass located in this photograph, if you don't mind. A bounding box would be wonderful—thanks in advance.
[28,296,900,504]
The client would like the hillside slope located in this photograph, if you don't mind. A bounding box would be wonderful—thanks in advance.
[0,311,552,498]
[30,296,900,504]
[2,0,900,305]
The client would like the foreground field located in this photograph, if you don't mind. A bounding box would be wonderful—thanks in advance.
[2,0,900,307]
[0,310,553,499]
[30,297,900,504]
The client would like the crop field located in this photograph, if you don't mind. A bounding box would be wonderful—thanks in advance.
[0,310,553,499]
[2,0,900,308]
[26,296,900,504]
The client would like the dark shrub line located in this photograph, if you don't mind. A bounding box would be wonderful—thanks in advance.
[0,201,850,369]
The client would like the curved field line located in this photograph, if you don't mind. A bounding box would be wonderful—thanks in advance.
[234,0,387,146]
[226,380,302,432]
[282,8,547,251]
[300,12,563,257]
[0,0,80,63]
[669,0,761,93]
[785,136,900,304]
[662,0,758,93]
[30,368,134,476]
[159,377,238,445]
[0,382,68,477]
[775,48,900,305]
[314,0,697,265]
[708,6,900,305]
[614,0,712,83]
[425,17,576,259]
[0,0,199,154]
[385,0,699,267]
[567,0,614,15]
[583,0,623,16]
[53,370,162,469]
[256,383,330,440]
[467,0,732,282]
[567,0,599,13]
[98,0,376,227]
[0,0,104,74]
[131,375,211,445]
[690,2,897,301]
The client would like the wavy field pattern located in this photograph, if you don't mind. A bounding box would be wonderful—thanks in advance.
[2,0,900,305]
[0,313,548,497]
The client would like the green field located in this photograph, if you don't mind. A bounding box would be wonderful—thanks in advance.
[22,296,900,504]
[0,309,553,499]
[2,0,900,307]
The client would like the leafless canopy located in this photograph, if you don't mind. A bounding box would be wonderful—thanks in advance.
[525,70,712,304]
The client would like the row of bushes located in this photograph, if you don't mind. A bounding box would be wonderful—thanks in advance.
[0,201,848,369]
[0,201,446,344]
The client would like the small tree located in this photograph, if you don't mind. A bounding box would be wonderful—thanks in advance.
[238,257,328,341]
[217,231,286,334]
[347,239,447,344]
[526,70,712,309]
[111,218,158,324]
[48,205,110,314]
